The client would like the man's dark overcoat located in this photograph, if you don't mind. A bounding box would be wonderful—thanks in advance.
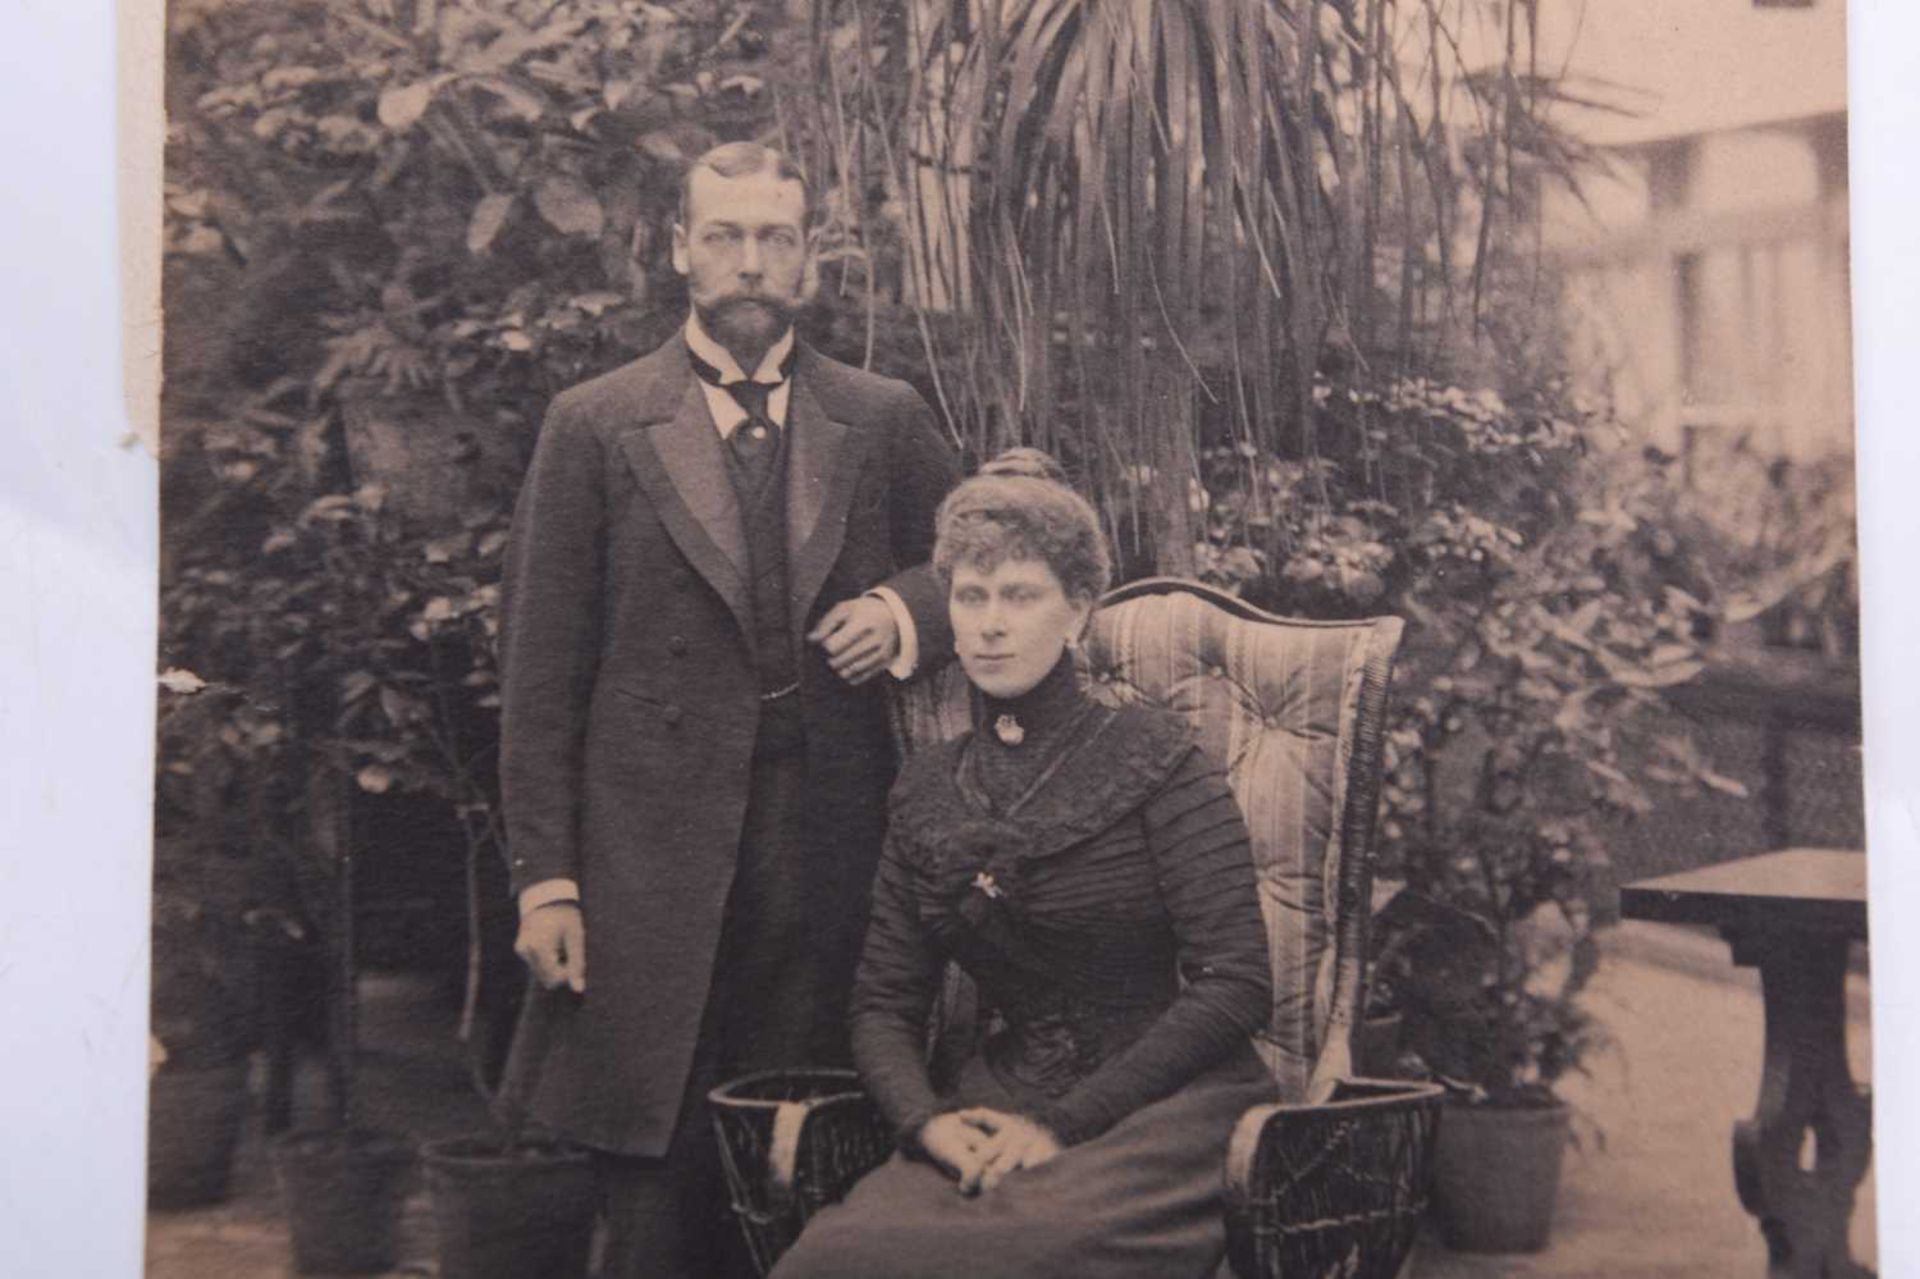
[497,337,959,1156]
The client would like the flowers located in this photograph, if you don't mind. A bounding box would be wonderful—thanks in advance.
[931,816,1035,935]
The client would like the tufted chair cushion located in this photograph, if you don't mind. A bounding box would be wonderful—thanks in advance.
[890,578,1403,1102]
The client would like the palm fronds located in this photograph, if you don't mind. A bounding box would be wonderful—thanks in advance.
[794,0,1590,573]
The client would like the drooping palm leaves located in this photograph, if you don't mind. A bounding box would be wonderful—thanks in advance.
[793,0,1595,573]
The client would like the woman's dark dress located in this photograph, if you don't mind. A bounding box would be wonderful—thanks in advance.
[771,657,1276,1279]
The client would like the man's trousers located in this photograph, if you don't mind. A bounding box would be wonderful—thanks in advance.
[596,745,825,1279]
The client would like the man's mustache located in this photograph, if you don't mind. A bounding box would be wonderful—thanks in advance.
[709,293,793,312]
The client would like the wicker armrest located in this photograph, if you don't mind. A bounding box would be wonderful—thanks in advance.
[1222,1079,1445,1279]
[709,1069,895,1275]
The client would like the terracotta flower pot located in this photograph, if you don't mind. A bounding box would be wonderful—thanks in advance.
[147,1059,250,1209]
[420,1136,598,1279]
[1431,1095,1571,1253]
[271,1128,414,1274]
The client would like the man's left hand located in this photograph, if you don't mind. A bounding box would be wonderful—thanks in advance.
[808,596,900,685]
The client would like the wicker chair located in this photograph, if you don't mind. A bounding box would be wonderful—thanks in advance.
[709,578,1443,1278]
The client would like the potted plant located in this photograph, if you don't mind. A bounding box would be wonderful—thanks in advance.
[1368,865,1603,1253]
[255,482,597,1279]
[148,665,277,1210]
[416,1132,597,1279]
[265,768,415,1276]
[163,365,593,1273]
[418,985,599,1279]
[1297,381,1731,1254]
[147,862,257,1209]
[159,481,416,1271]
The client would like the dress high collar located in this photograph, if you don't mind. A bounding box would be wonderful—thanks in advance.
[978,651,1084,748]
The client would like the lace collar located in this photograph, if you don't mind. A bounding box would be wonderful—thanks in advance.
[890,701,1195,872]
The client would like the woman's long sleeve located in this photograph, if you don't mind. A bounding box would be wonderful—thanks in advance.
[1032,748,1272,1146]
[848,830,945,1145]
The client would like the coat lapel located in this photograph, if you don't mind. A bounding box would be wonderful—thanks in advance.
[784,362,871,633]
[611,341,873,641]
[616,374,753,639]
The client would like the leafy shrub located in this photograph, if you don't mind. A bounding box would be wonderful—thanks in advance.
[1647,429,1858,660]
[160,399,512,1117]
[1183,364,1738,1099]
[159,0,825,1114]
[161,0,906,426]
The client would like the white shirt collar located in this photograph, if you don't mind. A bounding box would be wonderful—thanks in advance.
[684,312,795,385]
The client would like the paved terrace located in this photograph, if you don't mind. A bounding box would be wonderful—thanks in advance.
[147,924,1877,1278]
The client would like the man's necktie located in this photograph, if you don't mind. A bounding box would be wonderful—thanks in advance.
[688,344,796,493]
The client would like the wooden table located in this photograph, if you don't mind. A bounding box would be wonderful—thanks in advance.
[1620,849,1873,1279]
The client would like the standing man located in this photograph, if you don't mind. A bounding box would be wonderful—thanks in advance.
[497,142,959,1278]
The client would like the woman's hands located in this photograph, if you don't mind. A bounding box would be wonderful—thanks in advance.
[958,1108,1063,1193]
[916,1108,1063,1195]
[916,1113,990,1189]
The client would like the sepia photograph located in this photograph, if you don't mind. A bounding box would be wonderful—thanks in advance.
[137,1,1875,1276]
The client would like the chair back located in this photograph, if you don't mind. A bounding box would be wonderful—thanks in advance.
[890,577,1404,1102]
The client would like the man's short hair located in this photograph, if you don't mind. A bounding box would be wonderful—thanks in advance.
[678,142,813,228]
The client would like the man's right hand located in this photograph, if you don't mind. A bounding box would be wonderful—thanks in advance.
[515,901,587,993]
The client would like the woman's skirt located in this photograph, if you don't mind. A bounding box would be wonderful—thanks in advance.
[768,1049,1276,1279]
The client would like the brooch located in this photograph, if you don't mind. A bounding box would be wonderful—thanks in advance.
[993,713,1025,746]
[972,871,1005,899]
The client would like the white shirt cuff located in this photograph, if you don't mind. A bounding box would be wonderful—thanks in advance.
[519,879,581,918]
[867,586,920,680]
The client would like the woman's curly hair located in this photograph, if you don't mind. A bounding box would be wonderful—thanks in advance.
[932,448,1111,603]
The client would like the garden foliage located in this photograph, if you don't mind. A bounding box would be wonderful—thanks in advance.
[159,0,1855,1102]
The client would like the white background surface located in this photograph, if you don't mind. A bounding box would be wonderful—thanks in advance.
[0,1,1914,1274]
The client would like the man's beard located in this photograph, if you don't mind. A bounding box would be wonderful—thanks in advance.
[696,292,799,359]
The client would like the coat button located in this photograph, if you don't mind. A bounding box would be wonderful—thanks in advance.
[668,635,688,656]
[662,704,683,726]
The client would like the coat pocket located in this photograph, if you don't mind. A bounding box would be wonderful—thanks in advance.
[608,683,666,708]
[607,683,690,725]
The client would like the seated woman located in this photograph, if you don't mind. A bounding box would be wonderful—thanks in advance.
[772,451,1277,1279]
